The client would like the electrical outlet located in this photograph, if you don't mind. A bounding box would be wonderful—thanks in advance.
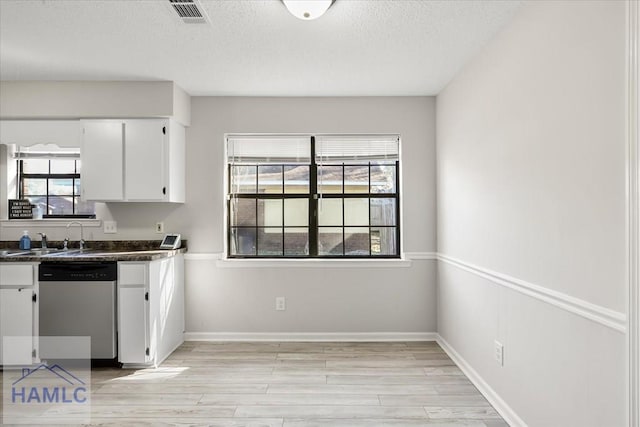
[155,222,165,233]
[275,297,286,311]
[103,221,117,234]
[494,340,504,366]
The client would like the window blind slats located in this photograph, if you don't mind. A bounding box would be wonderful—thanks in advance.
[12,145,81,160]
[315,135,399,164]
[13,152,80,159]
[227,136,311,164]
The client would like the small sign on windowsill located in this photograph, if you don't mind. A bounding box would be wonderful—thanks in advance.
[8,200,34,220]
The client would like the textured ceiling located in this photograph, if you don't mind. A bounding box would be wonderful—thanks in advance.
[0,0,523,96]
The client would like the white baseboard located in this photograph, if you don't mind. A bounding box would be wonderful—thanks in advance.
[436,334,527,427]
[184,332,438,342]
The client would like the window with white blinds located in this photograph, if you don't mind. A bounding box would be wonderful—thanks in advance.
[226,134,400,258]
[227,135,311,164]
[315,135,399,164]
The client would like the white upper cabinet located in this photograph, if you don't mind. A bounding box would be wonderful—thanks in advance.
[125,120,164,201]
[82,119,185,203]
[82,121,124,201]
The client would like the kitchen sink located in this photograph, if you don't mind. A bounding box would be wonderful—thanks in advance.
[42,248,95,257]
[0,248,89,257]
[30,248,65,255]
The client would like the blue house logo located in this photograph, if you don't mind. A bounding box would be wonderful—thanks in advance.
[11,364,88,404]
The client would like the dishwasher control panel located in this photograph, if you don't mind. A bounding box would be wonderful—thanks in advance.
[39,262,117,282]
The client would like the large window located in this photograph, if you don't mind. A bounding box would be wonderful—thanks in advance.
[227,135,400,258]
[18,158,95,218]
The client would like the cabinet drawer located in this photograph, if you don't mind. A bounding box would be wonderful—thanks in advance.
[0,264,34,286]
[118,263,147,285]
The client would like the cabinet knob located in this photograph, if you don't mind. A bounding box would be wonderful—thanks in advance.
[162,187,167,195]
[162,126,166,135]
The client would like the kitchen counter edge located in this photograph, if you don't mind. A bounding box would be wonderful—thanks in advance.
[0,248,187,262]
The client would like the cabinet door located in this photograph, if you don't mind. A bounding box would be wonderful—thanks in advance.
[0,288,34,365]
[118,286,149,364]
[124,120,166,201]
[82,121,124,201]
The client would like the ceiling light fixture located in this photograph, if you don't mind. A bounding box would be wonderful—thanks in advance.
[282,0,335,20]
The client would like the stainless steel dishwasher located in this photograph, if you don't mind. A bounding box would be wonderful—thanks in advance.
[39,262,117,361]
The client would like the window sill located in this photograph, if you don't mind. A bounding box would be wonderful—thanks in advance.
[215,257,412,268]
[0,219,103,228]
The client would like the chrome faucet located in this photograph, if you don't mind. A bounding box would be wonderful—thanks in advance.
[37,232,47,249]
[66,221,85,250]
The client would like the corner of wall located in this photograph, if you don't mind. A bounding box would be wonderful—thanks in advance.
[626,0,640,424]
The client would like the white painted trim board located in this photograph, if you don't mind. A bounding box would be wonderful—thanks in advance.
[183,251,625,333]
[437,254,627,334]
[184,332,437,342]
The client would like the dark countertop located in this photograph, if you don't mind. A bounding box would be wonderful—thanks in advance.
[0,240,187,263]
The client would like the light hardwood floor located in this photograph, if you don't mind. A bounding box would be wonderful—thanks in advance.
[2,341,508,426]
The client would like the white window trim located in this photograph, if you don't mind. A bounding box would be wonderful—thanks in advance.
[182,252,439,268]
[216,257,412,268]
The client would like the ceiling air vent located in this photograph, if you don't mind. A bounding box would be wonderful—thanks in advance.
[169,0,210,24]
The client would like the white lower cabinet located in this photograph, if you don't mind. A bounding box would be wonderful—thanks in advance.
[117,255,184,367]
[0,263,38,366]
[118,285,150,364]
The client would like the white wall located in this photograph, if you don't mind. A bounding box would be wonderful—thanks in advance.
[179,97,437,334]
[436,1,626,426]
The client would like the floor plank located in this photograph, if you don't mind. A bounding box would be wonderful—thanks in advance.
[327,375,471,385]
[199,393,380,406]
[94,383,269,394]
[12,418,285,427]
[424,406,503,420]
[380,394,490,407]
[282,419,487,427]
[235,405,428,419]
[266,384,440,395]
